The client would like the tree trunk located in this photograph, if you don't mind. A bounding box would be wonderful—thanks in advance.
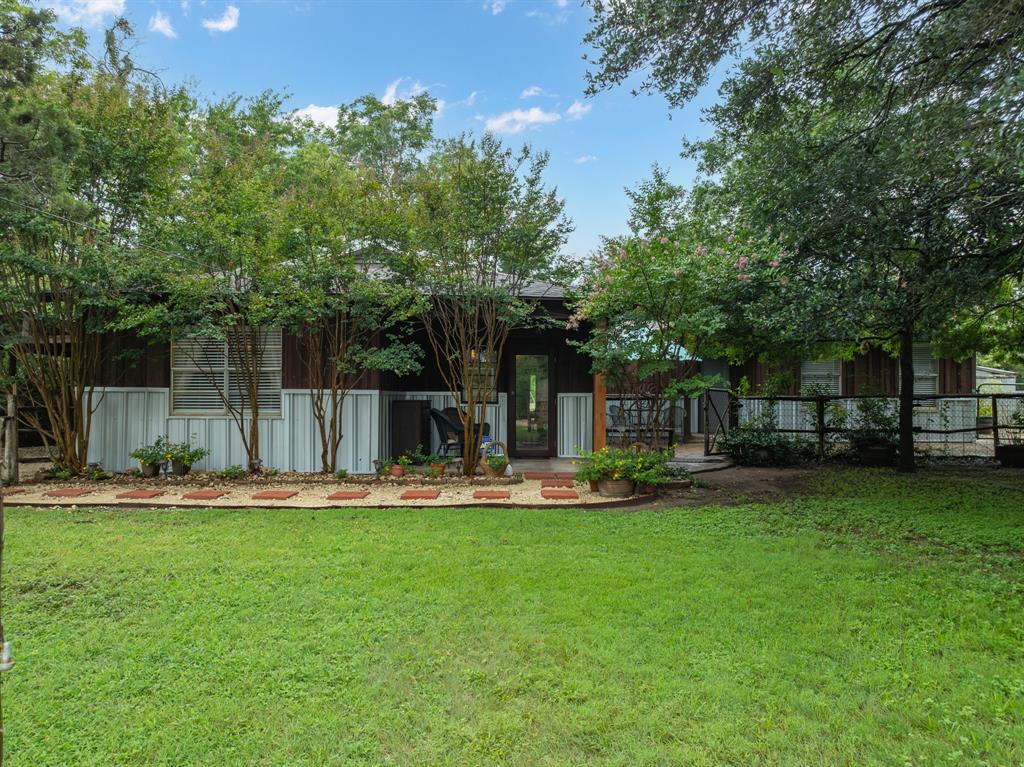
[897,327,916,473]
[3,383,17,486]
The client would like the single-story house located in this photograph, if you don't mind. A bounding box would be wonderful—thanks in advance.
[80,283,978,471]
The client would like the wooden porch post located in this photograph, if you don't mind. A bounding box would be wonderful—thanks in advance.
[593,372,606,450]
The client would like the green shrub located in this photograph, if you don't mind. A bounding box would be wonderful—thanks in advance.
[848,397,899,450]
[217,465,246,480]
[129,436,172,467]
[335,468,349,479]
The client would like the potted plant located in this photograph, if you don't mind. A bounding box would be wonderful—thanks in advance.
[848,397,899,466]
[129,436,170,477]
[995,409,1024,468]
[427,453,451,476]
[482,442,509,477]
[391,455,411,477]
[573,459,602,492]
[576,447,637,497]
[377,459,395,476]
[167,438,210,476]
[631,448,673,495]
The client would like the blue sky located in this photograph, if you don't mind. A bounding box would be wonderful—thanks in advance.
[47,0,723,258]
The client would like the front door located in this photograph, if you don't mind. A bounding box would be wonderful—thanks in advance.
[508,350,556,457]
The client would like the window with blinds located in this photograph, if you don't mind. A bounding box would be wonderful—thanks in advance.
[170,329,282,416]
[800,360,842,395]
[911,343,938,395]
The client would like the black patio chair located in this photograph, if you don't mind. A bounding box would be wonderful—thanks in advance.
[430,407,491,457]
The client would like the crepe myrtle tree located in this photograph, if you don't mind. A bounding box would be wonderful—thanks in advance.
[402,133,573,475]
[0,14,188,474]
[275,141,424,473]
[120,93,297,473]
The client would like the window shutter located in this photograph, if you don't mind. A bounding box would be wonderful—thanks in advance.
[912,343,938,395]
[800,360,841,395]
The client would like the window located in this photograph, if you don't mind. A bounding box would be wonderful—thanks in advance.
[911,343,938,395]
[800,360,841,395]
[171,329,282,416]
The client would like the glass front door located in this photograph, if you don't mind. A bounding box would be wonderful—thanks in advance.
[512,353,551,455]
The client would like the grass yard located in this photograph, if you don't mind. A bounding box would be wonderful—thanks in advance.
[4,468,1023,766]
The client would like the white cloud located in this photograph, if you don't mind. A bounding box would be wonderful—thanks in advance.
[555,0,569,6]
[485,107,560,134]
[487,0,507,14]
[566,100,592,120]
[381,77,433,106]
[48,0,124,25]
[202,4,239,32]
[575,154,598,164]
[148,11,177,38]
[180,0,190,14]
[462,91,480,107]
[520,85,543,99]
[291,104,339,128]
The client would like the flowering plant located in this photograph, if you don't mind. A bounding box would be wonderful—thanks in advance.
[129,436,172,467]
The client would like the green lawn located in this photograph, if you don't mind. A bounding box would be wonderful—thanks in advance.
[5,468,1023,766]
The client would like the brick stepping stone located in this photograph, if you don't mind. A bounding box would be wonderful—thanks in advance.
[327,490,370,501]
[400,489,441,501]
[0,487,25,496]
[182,490,226,501]
[540,489,579,500]
[523,471,557,480]
[555,472,577,480]
[45,488,91,498]
[252,490,298,501]
[473,490,511,500]
[541,479,575,488]
[116,489,164,500]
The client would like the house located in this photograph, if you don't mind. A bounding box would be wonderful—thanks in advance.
[81,287,979,472]
[86,285,606,473]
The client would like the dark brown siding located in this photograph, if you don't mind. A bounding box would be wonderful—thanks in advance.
[738,350,975,396]
[95,332,169,387]
[939,356,976,394]
[731,361,801,395]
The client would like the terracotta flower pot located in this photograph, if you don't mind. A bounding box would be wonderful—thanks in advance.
[597,479,634,497]
[390,465,407,478]
[430,463,447,476]
[140,461,161,478]
[588,480,599,492]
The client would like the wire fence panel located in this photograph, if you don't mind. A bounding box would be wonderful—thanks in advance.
[704,389,1024,460]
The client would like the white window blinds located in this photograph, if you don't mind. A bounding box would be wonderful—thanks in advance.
[800,360,842,395]
[171,329,282,416]
[911,343,938,395]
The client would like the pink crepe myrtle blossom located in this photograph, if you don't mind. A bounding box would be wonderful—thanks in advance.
[566,314,581,330]
[770,260,781,268]
[735,256,749,270]
[737,274,752,284]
